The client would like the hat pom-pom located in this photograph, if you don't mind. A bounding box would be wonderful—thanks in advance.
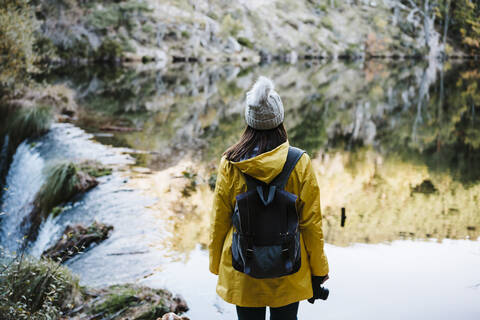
[246,76,274,107]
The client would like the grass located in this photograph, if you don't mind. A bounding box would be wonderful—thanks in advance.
[0,254,82,319]
[36,162,84,218]
[37,160,110,216]
[23,161,105,242]
[7,105,52,157]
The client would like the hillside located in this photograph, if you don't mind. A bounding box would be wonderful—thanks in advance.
[32,0,466,65]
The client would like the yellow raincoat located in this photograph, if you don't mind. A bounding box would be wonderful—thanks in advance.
[208,141,329,307]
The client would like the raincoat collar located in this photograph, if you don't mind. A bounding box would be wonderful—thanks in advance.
[230,141,290,184]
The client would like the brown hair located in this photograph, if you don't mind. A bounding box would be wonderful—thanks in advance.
[223,124,288,162]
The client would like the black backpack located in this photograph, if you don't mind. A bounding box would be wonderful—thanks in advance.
[231,146,305,278]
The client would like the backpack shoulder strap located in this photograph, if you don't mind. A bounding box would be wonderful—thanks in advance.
[242,172,265,191]
[271,146,305,190]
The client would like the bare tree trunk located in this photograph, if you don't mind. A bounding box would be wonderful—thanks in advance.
[412,67,429,143]
[442,0,451,49]
[424,0,431,49]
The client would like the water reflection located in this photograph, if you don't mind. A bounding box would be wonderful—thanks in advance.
[42,61,480,180]
[37,60,480,319]
[41,60,480,247]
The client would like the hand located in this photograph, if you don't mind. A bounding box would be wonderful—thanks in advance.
[308,274,329,304]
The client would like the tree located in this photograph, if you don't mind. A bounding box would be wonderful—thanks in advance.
[0,0,38,91]
[450,0,480,54]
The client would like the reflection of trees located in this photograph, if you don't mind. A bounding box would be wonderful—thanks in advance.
[116,61,480,255]
[44,61,480,183]
[379,63,480,184]
[287,61,480,184]
[137,148,479,257]
[316,148,480,246]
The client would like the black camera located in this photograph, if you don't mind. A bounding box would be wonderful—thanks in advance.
[308,286,329,303]
[317,286,329,300]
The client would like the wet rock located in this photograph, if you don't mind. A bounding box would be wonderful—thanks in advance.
[224,36,242,53]
[172,295,189,314]
[159,313,190,320]
[412,179,437,195]
[42,221,113,263]
[100,124,141,132]
[71,284,189,320]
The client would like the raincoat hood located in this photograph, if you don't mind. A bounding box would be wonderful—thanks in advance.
[230,141,289,184]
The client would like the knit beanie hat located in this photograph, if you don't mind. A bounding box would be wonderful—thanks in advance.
[245,76,284,130]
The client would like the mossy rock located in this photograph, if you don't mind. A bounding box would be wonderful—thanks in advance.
[91,285,140,316]
[79,160,113,178]
[133,304,171,319]
[82,284,188,320]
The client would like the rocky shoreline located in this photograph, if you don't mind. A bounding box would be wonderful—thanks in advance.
[32,0,478,67]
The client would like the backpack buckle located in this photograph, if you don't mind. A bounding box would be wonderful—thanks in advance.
[281,244,290,259]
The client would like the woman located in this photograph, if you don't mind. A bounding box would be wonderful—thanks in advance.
[209,76,329,320]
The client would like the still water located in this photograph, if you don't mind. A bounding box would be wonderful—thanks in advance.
[4,60,480,319]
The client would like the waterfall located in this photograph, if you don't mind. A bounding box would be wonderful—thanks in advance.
[0,123,135,254]
[0,141,46,252]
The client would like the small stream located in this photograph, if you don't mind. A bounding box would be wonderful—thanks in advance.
[1,61,480,319]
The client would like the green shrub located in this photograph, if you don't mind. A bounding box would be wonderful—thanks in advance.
[237,37,253,49]
[0,0,38,89]
[321,17,334,30]
[208,173,217,191]
[181,169,198,197]
[0,255,82,319]
[221,14,243,38]
[95,39,123,62]
[86,5,122,30]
